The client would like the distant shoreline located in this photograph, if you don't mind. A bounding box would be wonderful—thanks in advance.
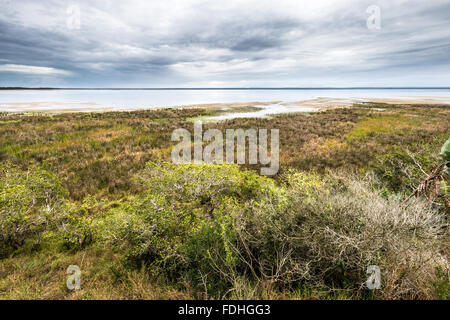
[1,97,449,114]
[1,87,450,91]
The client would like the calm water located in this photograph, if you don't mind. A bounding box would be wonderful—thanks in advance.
[206,104,320,121]
[1,89,449,112]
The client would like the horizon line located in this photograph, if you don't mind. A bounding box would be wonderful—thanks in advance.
[1,86,450,90]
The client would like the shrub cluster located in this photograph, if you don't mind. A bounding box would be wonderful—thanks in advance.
[100,162,449,299]
[0,163,67,255]
[1,161,447,298]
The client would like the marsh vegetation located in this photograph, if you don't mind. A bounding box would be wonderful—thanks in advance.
[0,103,448,299]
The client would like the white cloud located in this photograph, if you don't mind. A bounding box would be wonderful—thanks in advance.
[0,0,449,86]
[0,64,71,76]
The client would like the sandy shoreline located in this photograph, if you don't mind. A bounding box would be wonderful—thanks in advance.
[0,97,449,114]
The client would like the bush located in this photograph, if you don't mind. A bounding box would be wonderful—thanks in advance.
[99,162,281,294]
[0,163,67,256]
[54,195,97,251]
[373,150,437,193]
[101,162,449,299]
[280,171,448,298]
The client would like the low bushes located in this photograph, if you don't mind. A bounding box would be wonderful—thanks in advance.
[373,150,437,193]
[1,105,448,299]
[55,196,97,251]
[0,163,67,256]
[98,163,281,289]
[281,171,448,298]
[100,162,449,299]
[0,163,98,255]
[1,160,447,298]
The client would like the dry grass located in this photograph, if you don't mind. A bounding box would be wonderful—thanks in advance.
[1,104,448,200]
[0,103,448,300]
[0,247,189,300]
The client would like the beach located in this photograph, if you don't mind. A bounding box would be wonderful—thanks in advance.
[1,89,450,114]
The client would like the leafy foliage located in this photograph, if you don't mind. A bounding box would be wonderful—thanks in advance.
[55,195,98,251]
[0,104,448,299]
[100,162,448,299]
[99,163,279,283]
[0,163,67,255]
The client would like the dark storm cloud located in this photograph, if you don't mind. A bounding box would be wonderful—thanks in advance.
[0,21,72,67]
[0,0,449,87]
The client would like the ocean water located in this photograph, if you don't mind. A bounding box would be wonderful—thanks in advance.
[0,88,449,112]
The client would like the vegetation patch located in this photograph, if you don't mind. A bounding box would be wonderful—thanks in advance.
[0,104,448,299]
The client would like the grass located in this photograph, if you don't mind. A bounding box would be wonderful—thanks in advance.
[0,102,449,300]
[0,247,190,299]
[1,103,447,199]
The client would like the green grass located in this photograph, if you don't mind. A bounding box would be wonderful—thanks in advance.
[0,103,449,300]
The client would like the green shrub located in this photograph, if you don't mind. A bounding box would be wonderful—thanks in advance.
[99,162,281,294]
[440,138,450,163]
[372,150,436,193]
[0,163,67,256]
[100,162,448,299]
[133,161,279,208]
[55,195,97,251]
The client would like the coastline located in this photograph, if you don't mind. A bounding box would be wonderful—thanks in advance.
[1,96,449,114]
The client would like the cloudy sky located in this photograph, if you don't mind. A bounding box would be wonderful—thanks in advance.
[0,0,449,87]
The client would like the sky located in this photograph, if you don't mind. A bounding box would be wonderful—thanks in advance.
[0,0,449,88]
